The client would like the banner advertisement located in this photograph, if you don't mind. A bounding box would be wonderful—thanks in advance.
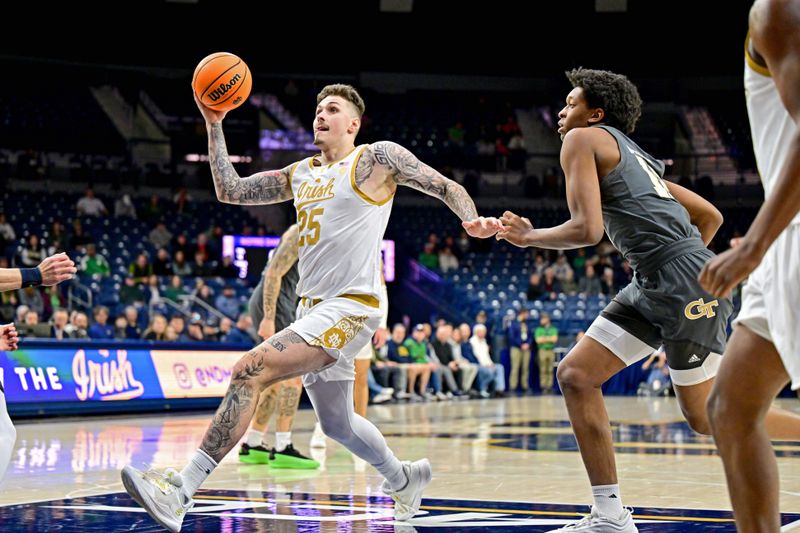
[0,346,243,404]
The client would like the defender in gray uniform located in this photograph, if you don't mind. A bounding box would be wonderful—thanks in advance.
[497,68,800,533]
[238,224,319,469]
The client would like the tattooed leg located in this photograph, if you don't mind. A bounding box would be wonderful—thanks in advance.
[251,385,279,432]
[276,378,302,433]
[200,328,334,462]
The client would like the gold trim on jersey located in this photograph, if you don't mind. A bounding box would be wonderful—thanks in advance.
[350,145,395,206]
[301,293,380,309]
[288,162,301,188]
[308,314,369,350]
[309,145,360,169]
[745,32,771,78]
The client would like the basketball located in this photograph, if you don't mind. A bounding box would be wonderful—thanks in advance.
[192,52,252,112]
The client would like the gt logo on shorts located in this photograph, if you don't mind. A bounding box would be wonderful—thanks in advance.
[684,298,720,320]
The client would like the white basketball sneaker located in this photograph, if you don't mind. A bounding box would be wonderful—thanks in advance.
[121,465,194,532]
[310,422,327,449]
[547,506,638,532]
[381,458,432,521]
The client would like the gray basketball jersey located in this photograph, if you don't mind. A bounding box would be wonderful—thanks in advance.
[596,125,704,274]
[248,259,299,332]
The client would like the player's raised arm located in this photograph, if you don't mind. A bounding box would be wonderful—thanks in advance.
[194,92,294,205]
[370,141,500,238]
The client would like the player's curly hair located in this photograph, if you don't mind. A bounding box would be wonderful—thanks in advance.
[316,84,365,117]
[565,68,642,134]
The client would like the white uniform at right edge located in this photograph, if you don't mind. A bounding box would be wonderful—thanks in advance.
[736,39,800,389]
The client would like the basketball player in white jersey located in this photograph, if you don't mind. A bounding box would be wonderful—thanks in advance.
[121,84,501,532]
[0,253,77,483]
[699,0,800,530]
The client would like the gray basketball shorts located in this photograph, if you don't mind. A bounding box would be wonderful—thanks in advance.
[586,248,733,386]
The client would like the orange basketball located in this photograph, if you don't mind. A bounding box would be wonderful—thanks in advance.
[192,52,252,112]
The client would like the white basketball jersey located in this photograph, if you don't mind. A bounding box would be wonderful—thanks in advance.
[745,38,800,226]
[290,144,393,300]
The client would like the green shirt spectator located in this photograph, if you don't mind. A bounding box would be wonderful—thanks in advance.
[403,338,429,364]
[535,321,559,350]
[79,244,110,277]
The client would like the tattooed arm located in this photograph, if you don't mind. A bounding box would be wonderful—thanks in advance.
[208,123,294,205]
[369,141,501,238]
[258,225,300,339]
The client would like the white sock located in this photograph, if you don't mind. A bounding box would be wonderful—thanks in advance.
[246,429,264,448]
[313,422,324,436]
[180,449,217,497]
[592,483,624,519]
[275,432,292,452]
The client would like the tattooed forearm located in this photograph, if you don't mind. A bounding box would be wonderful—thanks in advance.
[255,386,278,426]
[278,382,301,418]
[208,123,294,205]
[372,141,479,221]
[267,329,306,353]
[201,359,264,461]
[263,225,300,321]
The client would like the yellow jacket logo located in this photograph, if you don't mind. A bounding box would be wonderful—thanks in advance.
[684,298,719,320]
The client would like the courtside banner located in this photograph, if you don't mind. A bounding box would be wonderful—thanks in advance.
[0,347,163,403]
[149,350,242,399]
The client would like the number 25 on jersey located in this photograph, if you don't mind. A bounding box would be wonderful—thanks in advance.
[298,207,323,247]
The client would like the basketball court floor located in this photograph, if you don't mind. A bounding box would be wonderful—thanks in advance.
[1,395,799,531]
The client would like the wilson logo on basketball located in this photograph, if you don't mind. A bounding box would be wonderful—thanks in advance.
[683,298,719,320]
[207,73,242,102]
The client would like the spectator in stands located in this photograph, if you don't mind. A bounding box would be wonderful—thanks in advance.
[469,323,506,398]
[215,285,240,319]
[527,272,545,301]
[209,226,224,255]
[600,267,617,297]
[578,264,602,296]
[46,238,66,257]
[65,311,89,339]
[113,316,129,340]
[535,313,559,394]
[173,187,193,214]
[68,219,92,252]
[186,314,206,342]
[169,315,189,342]
[43,285,66,318]
[217,317,233,340]
[152,248,172,276]
[553,254,574,281]
[191,250,213,277]
[542,268,562,299]
[0,213,16,256]
[195,282,215,306]
[148,222,173,250]
[129,253,153,283]
[79,243,111,277]
[403,324,441,400]
[222,313,255,344]
[120,277,146,306]
[508,308,532,394]
[172,250,192,276]
[456,230,471,256]
[533,254,547,276]
[49,309,72,340]
[172,233,193,258]
[143,314,169,341]
[560,269,579,295]
[449,326,478,392]
[195,233,213,262]
[142,194,164,224]
[418,242,438,270]
[214,255,239,278]
[430,323,463,396]
[50,221,67,244]
[17,310,44,338]
[572,248,587,277]
[163,275,187,302]
[146,275,162,306]
[88,306,114,339]
[373,342,408,399]
[638,347,671,397]
[495,137,509,171]
[387,323,430,401]
[438,246,459,273]
[114,194,137,219]
[76,188,108,217]
[123,306,143,339]
[18,286,44,319]
[448,122,466,146]
[0,284,17,323]
[19,234,44,267]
